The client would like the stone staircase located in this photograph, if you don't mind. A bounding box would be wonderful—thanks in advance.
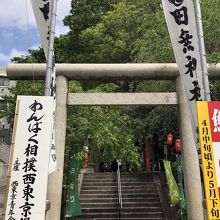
[75,172,165,220]
[0,178,6,220]
[0,142,10,220]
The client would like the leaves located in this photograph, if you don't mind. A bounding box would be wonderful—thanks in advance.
[66,103,141,168]
[5,0,220,171]
[0,81,44,125]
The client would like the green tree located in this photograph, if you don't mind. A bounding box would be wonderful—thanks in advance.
[67,105,141,169]
[78,2,139,63]
[56,0,117,63]
[0,81,44,125]
[5,0,220,172]
[202,0,220,63]
[11,48,45,63]
[78,0,174,63]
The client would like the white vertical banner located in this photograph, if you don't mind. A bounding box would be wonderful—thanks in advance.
[31,0,57,173]
[161,0,205,159]
[5,96,54,220]
[48,66,57,173]
[31,0,51,59]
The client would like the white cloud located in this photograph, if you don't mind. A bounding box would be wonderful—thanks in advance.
[10,48,28,57]
[0,0,71,35]
[0,53,10,66]
[0,0,72,66]
[30,44,41,50]
[55,0,71,35]
[0,1,36,28]
[0,48,27,66]
[6,32,14,38]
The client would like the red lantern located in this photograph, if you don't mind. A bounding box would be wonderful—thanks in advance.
[175,138,182,153]
[167,133,173,145]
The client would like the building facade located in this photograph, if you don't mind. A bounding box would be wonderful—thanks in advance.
[0,67,15,143]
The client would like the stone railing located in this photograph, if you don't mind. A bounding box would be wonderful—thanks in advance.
[0,142,10,165]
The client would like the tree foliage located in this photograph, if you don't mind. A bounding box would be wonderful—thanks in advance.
[3,0,220,170]
[0,81,44,125]
[67,105,141,168]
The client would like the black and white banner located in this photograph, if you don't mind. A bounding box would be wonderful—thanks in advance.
[31,0,57,173]
[31,0,51,58]
[162,0,205,158]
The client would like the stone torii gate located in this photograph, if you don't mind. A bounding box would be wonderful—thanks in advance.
[6,63,220,220]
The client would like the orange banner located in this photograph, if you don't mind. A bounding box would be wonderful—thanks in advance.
[197,101,220,220]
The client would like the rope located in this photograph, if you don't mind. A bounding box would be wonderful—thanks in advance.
[24,0,35,85]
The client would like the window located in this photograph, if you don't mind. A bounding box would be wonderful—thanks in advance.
[0,77,10,86]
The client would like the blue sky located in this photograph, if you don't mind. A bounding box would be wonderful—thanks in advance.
[0,0,71,67]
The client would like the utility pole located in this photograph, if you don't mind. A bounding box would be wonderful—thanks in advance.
[44,0,57,96]
[194,0,211,101]
[45,0,58,218]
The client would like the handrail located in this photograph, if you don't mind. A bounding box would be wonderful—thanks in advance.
[0,141,10,164]
[0,142,10,150]
[116,160,122,209]
[0,178,7,188]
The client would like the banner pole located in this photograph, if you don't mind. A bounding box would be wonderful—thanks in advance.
[44,0,57,96]
[194,0,211,101]
[2,100,20,220]
[44,0,58,173]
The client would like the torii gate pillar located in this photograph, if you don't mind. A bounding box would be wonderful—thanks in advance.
[46,75,68,220]
[176,76,204,220]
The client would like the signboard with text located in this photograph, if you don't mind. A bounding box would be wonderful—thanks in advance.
[197,101,220,220]
[5,96,54,220]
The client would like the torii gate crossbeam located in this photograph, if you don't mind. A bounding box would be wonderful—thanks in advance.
[6,63,220,80]
[6,63,220,220]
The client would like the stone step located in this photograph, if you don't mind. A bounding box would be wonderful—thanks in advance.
[79,197,160,203]
[80,202,162,208]
[80,193,159,199]
[82,180,118,186]
[0,191,6,207]
[77,211,164,218]
[121,180,154,183]
[83,174,153,180]
[83,175,153,179]
[123,187,156,192]
[120,201,162,208]
[84,172,152,176]
[80,194,117,199]
[78,173,164,220]
[83,175,116,178]
[121,175,153,179]
[82,179,154,184]
[0,183,6,220]
[75,218,165,220]
[82,181,154,186]
[80,189,158,194]
[83,173,152,177]
[76,213,118,219]
[0,208,2,220]
[80,190,117,194]
[82,207,163,214]
[82,180,154,186]
[81,185,156,191]
[120,211,164,218]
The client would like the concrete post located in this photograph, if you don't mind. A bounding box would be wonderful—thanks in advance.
[176,76,204,220]
[46,75,68,220]
[0,162,3,180]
